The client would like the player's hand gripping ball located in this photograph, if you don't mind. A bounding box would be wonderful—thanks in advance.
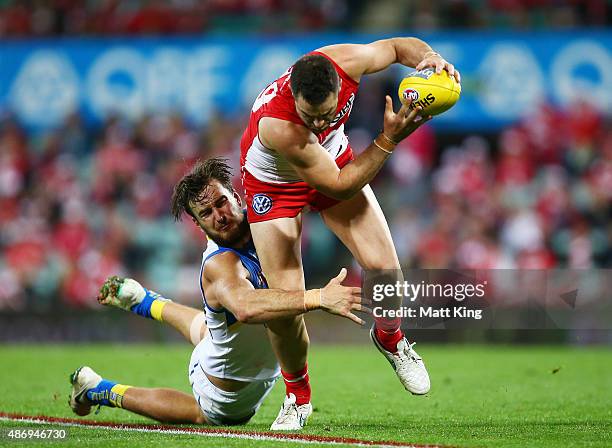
[398,68,461,116]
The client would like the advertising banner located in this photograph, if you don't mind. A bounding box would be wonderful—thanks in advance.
[1,32,609,131]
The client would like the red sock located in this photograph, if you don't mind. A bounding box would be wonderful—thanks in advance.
[374,316,404,353]
[375,327,404,352]
[281,364,311,405]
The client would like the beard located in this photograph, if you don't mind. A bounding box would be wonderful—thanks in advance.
[207,216,250,248]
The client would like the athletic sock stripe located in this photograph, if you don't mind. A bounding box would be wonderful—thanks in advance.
[150,300,167,322]
[377,328,401,335]
[283,373,308,383]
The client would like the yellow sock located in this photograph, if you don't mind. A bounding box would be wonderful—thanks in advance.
[150,300,167,322]
[109,384,132,408]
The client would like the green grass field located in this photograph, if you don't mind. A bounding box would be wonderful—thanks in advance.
[0,344,610,447]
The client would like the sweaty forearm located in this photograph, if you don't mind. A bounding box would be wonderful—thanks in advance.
[235,288,321,323]
[326,137,392,200]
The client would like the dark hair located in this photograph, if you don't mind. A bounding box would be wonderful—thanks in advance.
[290,54,339,105]
[171,157,234,221]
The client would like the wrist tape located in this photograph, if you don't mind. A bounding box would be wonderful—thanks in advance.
[304,289,322,311]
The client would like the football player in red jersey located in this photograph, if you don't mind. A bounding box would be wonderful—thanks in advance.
[240,38,460,429]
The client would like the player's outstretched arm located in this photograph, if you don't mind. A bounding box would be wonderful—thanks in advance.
[203,253,368,325]
[318,38,460,83]
[98,276,207,346]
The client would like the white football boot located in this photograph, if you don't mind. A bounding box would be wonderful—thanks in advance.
[270,393,313,431]
[69,366,102,416]
[370,328,431,395]
[98,276,146,311]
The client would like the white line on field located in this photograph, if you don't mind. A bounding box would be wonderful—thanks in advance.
[0,414,435,448]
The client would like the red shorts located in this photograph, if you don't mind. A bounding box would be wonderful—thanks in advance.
[242,147,354,223]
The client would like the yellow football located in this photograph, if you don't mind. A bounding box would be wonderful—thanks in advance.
[398,68,461,116]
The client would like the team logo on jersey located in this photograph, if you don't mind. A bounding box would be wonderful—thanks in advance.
[252,194,273,215]
[330,93,355,126]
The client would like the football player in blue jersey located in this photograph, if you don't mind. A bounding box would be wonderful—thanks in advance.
[69,158,367,429]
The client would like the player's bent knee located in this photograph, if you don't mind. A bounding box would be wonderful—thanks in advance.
[189,312,206,346]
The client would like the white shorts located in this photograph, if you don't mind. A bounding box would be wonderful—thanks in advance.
[188,350,277,426]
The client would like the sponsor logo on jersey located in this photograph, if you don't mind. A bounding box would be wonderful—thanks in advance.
[252,194,273,215]
[330,93,355,126]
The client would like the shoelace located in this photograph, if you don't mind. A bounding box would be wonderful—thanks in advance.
[275,402,298,424]
[396,341,422,363]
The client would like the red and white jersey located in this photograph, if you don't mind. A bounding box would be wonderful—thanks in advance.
[240,51,359,184]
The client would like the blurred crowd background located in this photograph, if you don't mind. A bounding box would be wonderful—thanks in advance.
[1,80,609,312]
[0,0,609,35]
[0,1,610,330]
